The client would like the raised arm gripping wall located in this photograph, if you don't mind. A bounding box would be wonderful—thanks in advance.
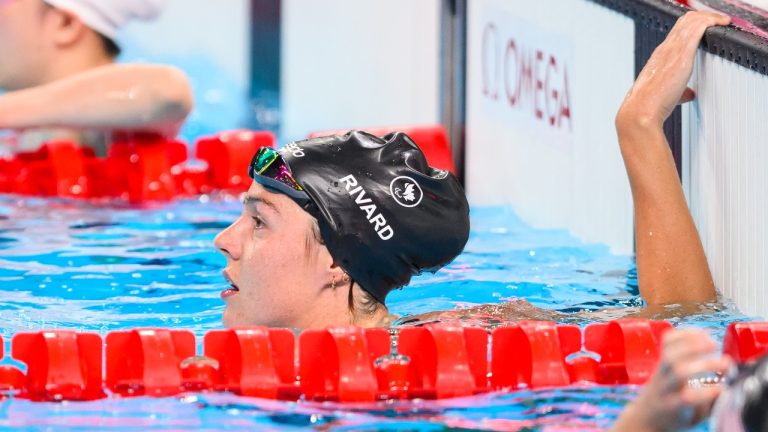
[463,0,768,318]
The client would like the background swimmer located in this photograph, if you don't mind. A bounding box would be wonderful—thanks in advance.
[0,0,192,154]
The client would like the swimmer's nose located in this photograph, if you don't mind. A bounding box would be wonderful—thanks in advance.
[214,220,241,260]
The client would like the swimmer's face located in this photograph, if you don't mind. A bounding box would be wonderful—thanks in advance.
[214,182,341,328]
[0,0,56,90]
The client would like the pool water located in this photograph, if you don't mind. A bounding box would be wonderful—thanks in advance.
[0,195,751,430]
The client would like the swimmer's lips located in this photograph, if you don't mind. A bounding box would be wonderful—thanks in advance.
[221,286,239,299]
[221,271,240,299]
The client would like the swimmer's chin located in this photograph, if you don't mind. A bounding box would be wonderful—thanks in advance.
[222,308,273,328]
[221,309,239,328]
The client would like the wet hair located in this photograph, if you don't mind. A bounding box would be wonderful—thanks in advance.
[98,34,121,58]
[347,277,382,318]
[305,218,384,319]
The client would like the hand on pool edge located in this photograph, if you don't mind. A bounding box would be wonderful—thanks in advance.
[616,11,730,131]
[610,329,732,432]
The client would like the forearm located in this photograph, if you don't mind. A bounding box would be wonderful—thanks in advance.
[0,64,193,137]
[617,115,715,306]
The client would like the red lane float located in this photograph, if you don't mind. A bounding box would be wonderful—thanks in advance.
[308,125,456,174]
[0,319,761,402]
[0,127,461,202]
[492,321,574,388]
[105,329,195,397]
[397,325,489,398]
[11,141,91,198]
[723,321,768,363]
[585,319,672,384]
[196,130,275,192]
[13,331,103,401]
[299,326,389,401]
[204,327,297,399]
[0,130,277,202]
[108,134,186,201]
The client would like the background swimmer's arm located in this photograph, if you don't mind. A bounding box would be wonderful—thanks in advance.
[615,12,729,307]
[609,329,731,432]
[0,64,193,137]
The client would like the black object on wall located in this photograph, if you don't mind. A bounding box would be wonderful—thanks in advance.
[249,0,281,135]
[440,0,468,185]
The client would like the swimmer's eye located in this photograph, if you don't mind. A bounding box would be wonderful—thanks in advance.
[251,216,264,229]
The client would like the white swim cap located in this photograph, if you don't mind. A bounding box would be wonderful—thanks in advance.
[43,0,166,40]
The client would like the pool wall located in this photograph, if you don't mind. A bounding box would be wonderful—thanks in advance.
[280,0,442,141]
[120,0,251,91]
[464,0,635,255]
[464,0,768,318]
[118,1,444,144]
[683,44,768,319]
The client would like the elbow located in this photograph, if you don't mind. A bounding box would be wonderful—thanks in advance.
[136,65,193,130]
[111,64,194,137]
[154,66,194,124]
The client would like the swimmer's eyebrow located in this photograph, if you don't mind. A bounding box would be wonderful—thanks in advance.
[243,195,279,214]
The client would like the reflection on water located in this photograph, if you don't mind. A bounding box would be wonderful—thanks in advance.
[0,196,751,430]
[0,387,635,430]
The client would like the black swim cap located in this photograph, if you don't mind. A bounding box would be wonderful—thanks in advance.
[276,131,470,303]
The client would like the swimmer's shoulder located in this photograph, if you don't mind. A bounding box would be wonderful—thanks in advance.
[391,298,557,328]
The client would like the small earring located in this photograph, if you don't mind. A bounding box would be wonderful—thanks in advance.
[331,274,337,290]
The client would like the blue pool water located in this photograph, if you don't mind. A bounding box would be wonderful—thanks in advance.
[0,195,751,430]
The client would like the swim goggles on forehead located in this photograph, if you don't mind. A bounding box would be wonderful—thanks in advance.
[248,147,311,204]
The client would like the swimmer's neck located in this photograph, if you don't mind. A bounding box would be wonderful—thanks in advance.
[375,312,398,328]
[296,299,393,329]
[40,45,114,86]
[352,309,396,328]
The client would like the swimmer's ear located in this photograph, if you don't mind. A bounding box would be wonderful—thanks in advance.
[327,261,350,278]
[678,87,696,105]
[49,7,88,48]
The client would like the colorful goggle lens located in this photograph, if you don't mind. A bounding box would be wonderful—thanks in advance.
[248,147,304,193]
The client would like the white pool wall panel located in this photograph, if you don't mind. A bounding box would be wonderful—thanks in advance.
[465,0,635,255]
[280,0,441,142]
[120,0,251,89]
[685,51,768,317]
